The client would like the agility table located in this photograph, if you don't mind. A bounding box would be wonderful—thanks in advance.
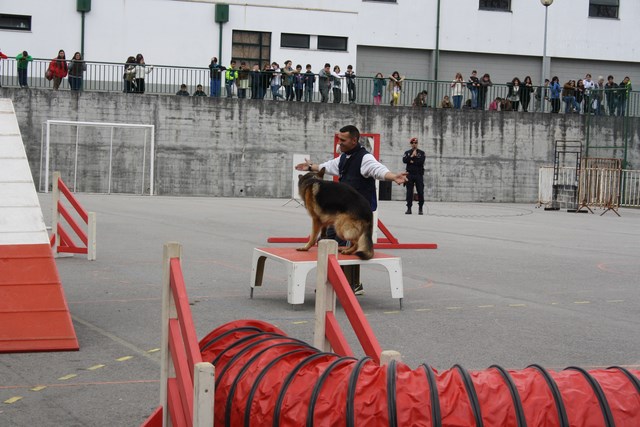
[250,247,403,307]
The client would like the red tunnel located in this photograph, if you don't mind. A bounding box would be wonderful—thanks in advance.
[199,319,640,427]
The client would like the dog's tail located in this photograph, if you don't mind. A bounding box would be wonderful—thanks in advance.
[355,222,374,260]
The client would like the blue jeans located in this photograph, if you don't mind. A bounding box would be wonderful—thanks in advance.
[470,88,478,108]
[453,95,462,109]
[210,78,221,97]
[617,99,627,117]
[563,96,579,113]
[304,88,313,102]
[225,81,235,98]
[271,84,283,100]
[69,76,82,91]
[18,68,28,87]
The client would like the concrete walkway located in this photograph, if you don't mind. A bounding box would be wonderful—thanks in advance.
[1,195,638,426]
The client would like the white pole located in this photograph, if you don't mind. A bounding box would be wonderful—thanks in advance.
[51,172,61,255]
[161,242,182,427]
[150,126,155,196]
[45,121,51,193]
[39,123,45,192]
[108,127,114,194]
[87,212,97,261]
[193,363,215,427]
[74,125,79,192]
[142,128,147,195]
[313,239,338,352]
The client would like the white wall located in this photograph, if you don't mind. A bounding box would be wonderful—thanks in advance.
[1,0,638,73]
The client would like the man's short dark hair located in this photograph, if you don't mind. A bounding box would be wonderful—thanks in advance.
[324,63,331,68]
[340,125,360,141]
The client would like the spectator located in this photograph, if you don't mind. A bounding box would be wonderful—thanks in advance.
[176,83,190,96]
[521,76,534,112]
[303,64,315,102]
[388,71,404,106]
[372,72,386,106]
[439,95,452,109]
[208,57,224,97]
[562,80,579,113]
[478,73,492,110]
[269,62,284,100]
[534,79,550,112]
[123,56,136,93]
[225,59,237,98]
[604,75,618,116]
[583,73,595,114]
[462,99,473,109]
[345,65,356,104]
[468,70,480,109]
[318,63,331,103]
[49,49,68,91]
[68,52,86,91]
[617,76,631,117]
[193,84,207,97]
[412,90,428,109]
[237,61,250,99]
[451,72,464,109]
[281,60,295,101]
[489,97,502,111]
[293,64,304,101]
[134,53,153,94]
[507,77,521,111]
[332,65,342,104]
[260,62,273,100]
[549,76,561,113]
[593,76,605,115]
[0,49,7,87]
[16,50,33,88]
[250,64,262,99]
[575,79,585,113]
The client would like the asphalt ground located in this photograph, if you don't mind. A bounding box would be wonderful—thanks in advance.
[1,194,639,426]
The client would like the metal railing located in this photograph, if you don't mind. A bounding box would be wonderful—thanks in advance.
[1,57,637,116]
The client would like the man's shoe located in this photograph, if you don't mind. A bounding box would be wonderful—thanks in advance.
[419,208,423,215]
[405,208,412,214]
[353,283,365,296]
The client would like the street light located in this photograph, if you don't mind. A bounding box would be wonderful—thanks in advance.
[541,0,553,83]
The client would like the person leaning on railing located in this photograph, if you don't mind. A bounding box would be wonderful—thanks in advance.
[68,52,86,91]
[10,50,29,88]
[617,76,632,117]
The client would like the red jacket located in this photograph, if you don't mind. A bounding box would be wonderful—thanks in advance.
[49,59,68,78]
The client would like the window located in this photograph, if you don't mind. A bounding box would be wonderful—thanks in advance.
[589,0,619,18]
[0,14,31,31]
[281,33,310,49]
[479,0,511,11]
[231,30,271,66]
[317,36,348,51]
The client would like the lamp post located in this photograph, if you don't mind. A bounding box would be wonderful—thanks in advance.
[540,0,553,83]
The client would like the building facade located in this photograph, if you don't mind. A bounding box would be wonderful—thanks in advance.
[2,0,638,87]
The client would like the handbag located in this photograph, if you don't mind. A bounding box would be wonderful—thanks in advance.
[45,67,53,81]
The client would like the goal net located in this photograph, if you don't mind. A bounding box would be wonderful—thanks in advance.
[39,120,155,195]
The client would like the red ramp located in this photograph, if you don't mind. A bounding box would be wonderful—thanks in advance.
[0,98,78,352]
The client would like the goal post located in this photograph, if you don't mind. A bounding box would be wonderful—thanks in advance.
[40,120,155,195]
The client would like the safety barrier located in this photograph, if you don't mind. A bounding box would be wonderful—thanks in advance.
[141,242,215,427]
[621,168,640,207]
[539,166,640,210]
[50,172,96,260]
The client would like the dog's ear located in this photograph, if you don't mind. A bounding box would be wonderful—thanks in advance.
[318,167,326,179]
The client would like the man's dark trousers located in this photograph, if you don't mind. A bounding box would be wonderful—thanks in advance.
[405,173,424,209]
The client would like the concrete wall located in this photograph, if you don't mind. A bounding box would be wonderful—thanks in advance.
[4,88,637,202]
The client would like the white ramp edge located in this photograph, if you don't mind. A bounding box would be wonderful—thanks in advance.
[0,98,49,245]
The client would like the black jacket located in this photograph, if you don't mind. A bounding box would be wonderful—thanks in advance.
[403,148,426,175]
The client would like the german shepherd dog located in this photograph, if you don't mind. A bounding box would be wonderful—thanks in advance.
[297,168,374,260]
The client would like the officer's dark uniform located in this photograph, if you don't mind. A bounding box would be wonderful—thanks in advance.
[402,140,425,214]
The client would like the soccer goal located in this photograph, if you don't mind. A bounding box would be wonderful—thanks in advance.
[39,120,155,195]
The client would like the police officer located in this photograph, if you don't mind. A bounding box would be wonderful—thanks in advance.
[402,137,426,215]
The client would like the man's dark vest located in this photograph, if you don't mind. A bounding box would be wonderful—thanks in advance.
[338,145,377,211]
